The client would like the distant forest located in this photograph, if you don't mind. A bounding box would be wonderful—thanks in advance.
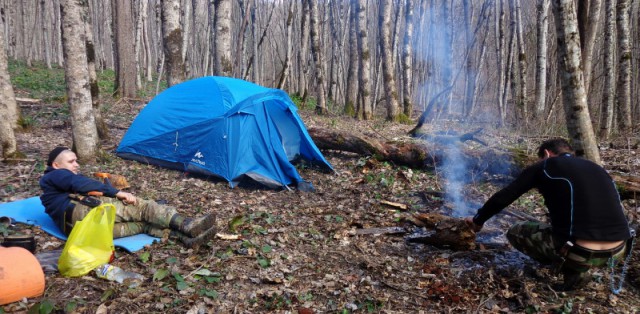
[1,0,639,132]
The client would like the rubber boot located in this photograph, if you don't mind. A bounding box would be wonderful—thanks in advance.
[170,225,217,249]
[560,268,591,291]
[169,213,216,238]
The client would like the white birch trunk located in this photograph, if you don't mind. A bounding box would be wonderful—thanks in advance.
[616,0,632,131]
[599,0,615,139]
[551,0,601,163]
[534,0,550,117]
[215,0,232,77]
[380,0,399,120]
[357,0,372,120]
[402,0,414,118]
[309,0,327,114]
[60,0,98,161]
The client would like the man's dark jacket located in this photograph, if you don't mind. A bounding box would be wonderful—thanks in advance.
[40,167,119,230]
[473,154,631,243]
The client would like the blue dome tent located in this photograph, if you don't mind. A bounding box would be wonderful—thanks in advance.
[116,76,332,190]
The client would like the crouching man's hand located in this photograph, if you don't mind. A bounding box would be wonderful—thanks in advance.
[116,191,137,205]
[464,217,483,233]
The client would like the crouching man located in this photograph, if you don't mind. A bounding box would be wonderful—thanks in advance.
[40,146,216,248]
[466,138,634,291]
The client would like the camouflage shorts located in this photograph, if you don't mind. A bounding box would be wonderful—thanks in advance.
[506,221,627,273]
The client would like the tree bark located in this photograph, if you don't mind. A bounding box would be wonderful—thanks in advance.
[401,0,414,118]
[113,0,137,98]
[214,0,232,77]
[161,0,184,87]
[356,0,372,120]
[513,0,528,121]
[83,1,108,140]
[60,0,99,161]
[344,0,358,117]
[0,15,20,131]
[551,0,600,164]
[380,0,400,121]
[534,0,550,117]
[578,0,602,94]
[0,24,18,158]
[309,0,327,114]
[277,0,294,90]
[599,0,616,140]
[616,0,632,132]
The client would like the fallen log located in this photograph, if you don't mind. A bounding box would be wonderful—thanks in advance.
[611,173,640,200]
[404,213,476,250]
[308,127,523,179]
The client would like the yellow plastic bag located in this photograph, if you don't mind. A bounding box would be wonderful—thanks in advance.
[58,203,116,277]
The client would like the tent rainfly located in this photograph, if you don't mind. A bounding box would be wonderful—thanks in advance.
[116,76,332,190]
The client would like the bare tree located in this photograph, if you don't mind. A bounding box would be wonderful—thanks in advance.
[161,0,184,87]
[380,0,399,121]
[401,0,414,118]
[309,0,327,114]
[551,0,600,163]
[277,0,294,89]
[215,0,232,77]
[599,0,616,139]
[113,0,137,98]
[616,0,632,132]
[344,0,358,116]
[534,0,550,117]
[0,18,19,130]
[577,0,602,94]
[356,0,372,120]
[0,22,18,159]
[83,1,108,140]
[60,0,99,161]
[513,0,528,120]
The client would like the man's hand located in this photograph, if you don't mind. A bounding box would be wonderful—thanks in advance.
[116,191,137,205]
[464,217,483,232]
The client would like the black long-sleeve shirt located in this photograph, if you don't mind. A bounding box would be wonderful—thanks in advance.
[40,167,119,230]
[473,154,631,242]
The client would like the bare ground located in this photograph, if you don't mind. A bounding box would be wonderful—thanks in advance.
[2,98,640,313]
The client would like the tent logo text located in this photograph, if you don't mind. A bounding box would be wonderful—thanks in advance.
[192,150,206,165]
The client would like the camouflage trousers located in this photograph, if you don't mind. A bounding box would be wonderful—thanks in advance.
[66,197,178,238]
[506,221,627,273]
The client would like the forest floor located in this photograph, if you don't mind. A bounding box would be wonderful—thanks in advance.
[2,96,640,314]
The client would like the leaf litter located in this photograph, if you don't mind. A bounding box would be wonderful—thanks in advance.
[1,99,640,313]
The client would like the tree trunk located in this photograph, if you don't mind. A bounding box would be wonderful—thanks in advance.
[60,0,99,161]
[534,0,550,117]
[551,0,601,164]
[0,15,20,131]
[0,24,18,158]
[277,0,294,89]
[344,0,358,117]
[616,0,632,132]
[161,0,184,87]
[599,0,616,140]
[495,0,507,125]
[83,1,108,140]
[401,0,414,118]
[356,0,372,120]
[214,0,232,77]
[578,0,602,94]
[113,0,137,98]
[297,0,310,103]
[380,0,399,121]
[513,0,528,121]
[309,0,327,114]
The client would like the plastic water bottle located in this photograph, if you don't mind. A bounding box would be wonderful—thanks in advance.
[94,263,144,288]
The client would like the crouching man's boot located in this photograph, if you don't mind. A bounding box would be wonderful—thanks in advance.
[169,213,216,237]
[560,268,592,291]
[170,225,217,249]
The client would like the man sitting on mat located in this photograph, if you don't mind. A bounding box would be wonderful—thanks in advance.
[40,146,216,249]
